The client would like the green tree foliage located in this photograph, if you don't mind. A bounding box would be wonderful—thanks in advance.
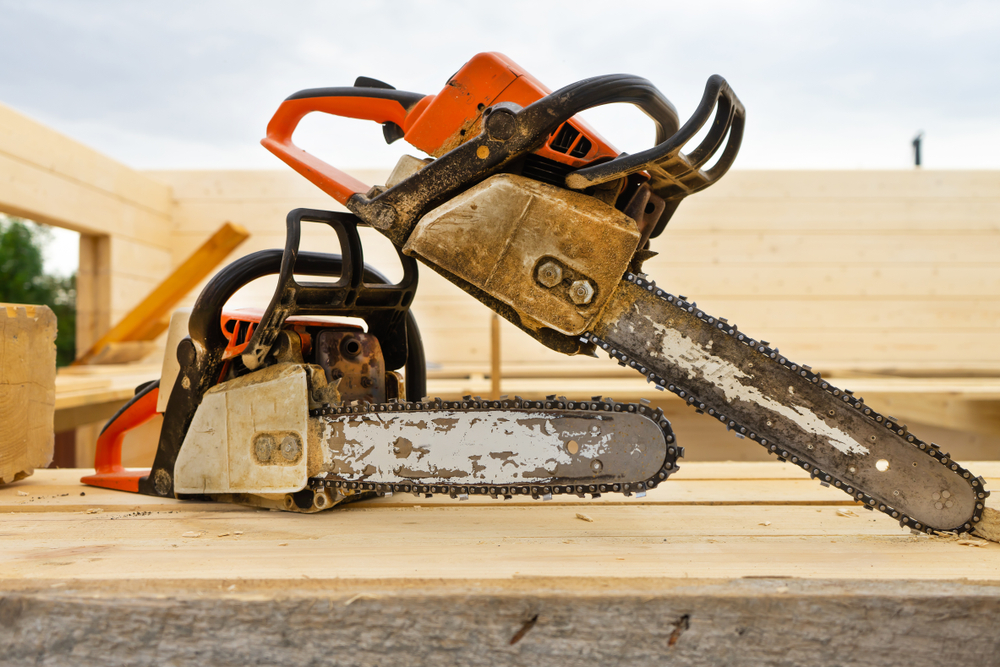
[0,215,76,366]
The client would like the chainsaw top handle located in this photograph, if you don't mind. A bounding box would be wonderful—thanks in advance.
[262,81,427,205]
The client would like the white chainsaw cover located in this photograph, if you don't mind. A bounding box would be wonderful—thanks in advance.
[174,363,310,495]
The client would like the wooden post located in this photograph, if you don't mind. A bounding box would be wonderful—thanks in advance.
[490,313,501,399]
[75,233,111,357]
[0,304,55,484]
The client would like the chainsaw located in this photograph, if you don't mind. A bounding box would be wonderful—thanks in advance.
[83,52,988,534]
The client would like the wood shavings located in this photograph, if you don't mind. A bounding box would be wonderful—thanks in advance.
[86,508,103,514]
[343,593,380,606]
[217,532,230,537]
[575,513,594,523]
[836,509,858,518]
[956,539,989,548]
[759,521,771,526]
[181,531,203,538]
[16,491,27,496]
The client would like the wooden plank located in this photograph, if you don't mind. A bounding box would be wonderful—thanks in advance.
[4,505,1000,582]
[671,197,1000,231]
[638,264,1000,298]
[73,222,249,365]
[860,391,1000,439]
[8,465,1000,513]
[695,169,1000,199]
[0,578,998,667]
[645,231,1000,264]
[0,305,55,484]
[151,168,1000,204]
[414,326,1000,368]
[2,469,1000,582]
[0,152,171,246]
[53,400,128,434]
[53,364,159,437]
[0,102,172,213]
[413,297,1000,331]
[107,236,173,282]
[4,462,1000,665]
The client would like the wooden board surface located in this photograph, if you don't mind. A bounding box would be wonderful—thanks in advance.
[3,464,999,582]
[3,464,1000,666]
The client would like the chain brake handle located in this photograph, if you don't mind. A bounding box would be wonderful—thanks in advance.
[565,75,745,237]
[261,83,428,205]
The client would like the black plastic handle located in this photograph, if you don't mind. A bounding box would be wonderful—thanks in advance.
[565,75,745,202]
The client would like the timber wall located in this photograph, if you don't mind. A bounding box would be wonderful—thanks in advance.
[147,168,1000,377]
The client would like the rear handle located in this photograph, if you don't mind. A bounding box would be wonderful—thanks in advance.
[261,86,428,205]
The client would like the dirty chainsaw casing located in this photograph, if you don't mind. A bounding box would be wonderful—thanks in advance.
[404,173,641,336]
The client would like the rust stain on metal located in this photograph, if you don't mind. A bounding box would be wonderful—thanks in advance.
[488,451,518,467]
[393,437,413,459]
[431,417,460,431]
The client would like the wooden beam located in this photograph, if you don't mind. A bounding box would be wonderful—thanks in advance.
[0,304,55,484]
[0,102,171,242]
[490,313,501,399]
[73,221,249,365]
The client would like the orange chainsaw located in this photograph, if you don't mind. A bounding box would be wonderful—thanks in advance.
[84,53,987,534]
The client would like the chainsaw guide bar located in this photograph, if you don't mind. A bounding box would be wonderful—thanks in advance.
[306,397,679,501]
[587,272,989,534]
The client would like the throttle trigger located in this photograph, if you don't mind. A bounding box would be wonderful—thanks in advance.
[383,122,405,144]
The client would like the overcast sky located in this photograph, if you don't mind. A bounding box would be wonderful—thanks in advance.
[2,1,999,274]
[3,0,999,173]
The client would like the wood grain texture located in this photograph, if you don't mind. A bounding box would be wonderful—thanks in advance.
[0,305,55,484]
[142,168,1000,387]
[5,467,1000,578]
[2,464,1000,666]
[3,579,1000,667]
[0,103,171,243]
